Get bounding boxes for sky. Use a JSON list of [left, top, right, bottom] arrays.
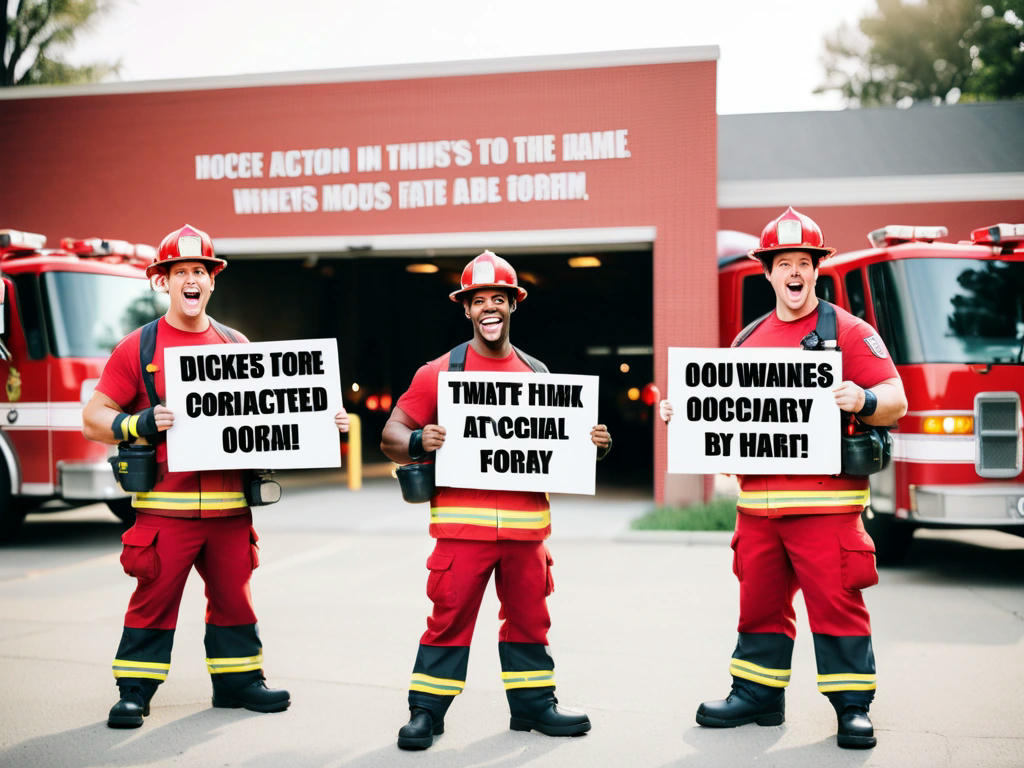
[[62, 0, 880, 115]]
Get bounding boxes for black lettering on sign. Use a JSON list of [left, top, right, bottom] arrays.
[[735, 362, 828, 389], [479, 449, 553, 473], [221, 424, 300, 453], [528, 383, 583, 407], [704, 432, 733, 456], [269, 350, 322, 377], [448, 380, 522, 405], [179, 353, 265, 381], [738, 432, 809, 458]]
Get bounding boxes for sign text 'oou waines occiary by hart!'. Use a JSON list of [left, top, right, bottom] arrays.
[[193, 130, 631, 216], [164, 339, 343, 472], [666, 347, 843, 475], [436, 372, 599, 495]]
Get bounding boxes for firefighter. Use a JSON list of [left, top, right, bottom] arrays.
[[380, 250, 612, 750], [82, 224, 350, 728], [661, 207, 907, 749]]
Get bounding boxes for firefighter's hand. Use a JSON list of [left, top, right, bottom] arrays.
[[659, 399, 674, 423], [419, 424, 446, 453], [334, 409, 350, 433], [152, 405, 174, 432], [590, 424, 611, 448], [832, 381, 865, 413]]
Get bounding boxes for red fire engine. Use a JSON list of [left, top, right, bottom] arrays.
[[719, 222, 1024, 563], [0, 229, 167, 539]]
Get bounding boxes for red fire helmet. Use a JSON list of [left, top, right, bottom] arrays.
[[146, 224, 228, 278], [449, 250, 528, 303], [748, 206, 836, 266]]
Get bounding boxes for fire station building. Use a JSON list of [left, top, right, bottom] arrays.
[[1, 47, 1021, 500]]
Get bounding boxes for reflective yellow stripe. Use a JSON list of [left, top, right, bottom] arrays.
[[730, 659, 791, 688], [409, 673, 464, 696], [207, 654, 263, 674], [134, 491, 247, 510], [817, 672, 877, 692], [497, 509, 551, 530], [738, 489, 870, 510], [430, 506, 550, 530], [127, 413, 141, 438], [119, 417, 131, 442], [501, 669, 554, 689], [112, 658, 170, 681]]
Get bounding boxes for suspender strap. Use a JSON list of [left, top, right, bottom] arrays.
[[139, 319, 161, 408], [814, 300, 839, 349], [447, 341, 549, 373], [732, 311, 773, 348]]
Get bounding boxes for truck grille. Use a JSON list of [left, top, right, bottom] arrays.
[[975, 393, 1022, 478]]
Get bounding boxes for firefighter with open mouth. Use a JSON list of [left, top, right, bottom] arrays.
[[381, 250, 612, 750], [661, 207, 907, 749], [82, 224, 350, 728]]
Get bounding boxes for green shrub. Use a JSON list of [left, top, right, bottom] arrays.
[[631, 498, 737, 531]]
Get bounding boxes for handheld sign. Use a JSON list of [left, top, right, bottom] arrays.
[[164, 338, 343, 472], [436, 371, 599, 495], [666, 347, 842, 475]]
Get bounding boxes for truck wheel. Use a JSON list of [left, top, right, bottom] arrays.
[[106, 498, 136, 526], [0, 464, 28, 542], [863, 508, 914, 565]]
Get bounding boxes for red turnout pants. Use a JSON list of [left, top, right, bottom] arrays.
[[420, 538, 553, 646], [120, 512, 259, 629]]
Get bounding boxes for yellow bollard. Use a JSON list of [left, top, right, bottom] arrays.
[[347, 413, 362, 491]]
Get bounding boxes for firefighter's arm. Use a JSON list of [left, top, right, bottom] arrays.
[[380, 406, 446, 463], [591, 423, 612, 461], [82, 391, 173, 445], [832, 376, 908, 427]]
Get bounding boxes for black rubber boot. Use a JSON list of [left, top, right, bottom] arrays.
[[507, 688, 590, 736], [837, 705, 876, 749], [397, 707, 445, 750], [211, 672, 290, 713], [107, 685, 151, 728], [696, 678, 785, 727]]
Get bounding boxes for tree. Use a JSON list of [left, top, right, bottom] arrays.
[[816, 0, 1024, 107], [2, 0, 119, 86]]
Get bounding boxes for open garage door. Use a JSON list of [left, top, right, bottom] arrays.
[[211, 247, 654, 488]]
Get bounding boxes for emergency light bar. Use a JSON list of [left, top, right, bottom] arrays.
[[970, 223, 1024, 247], [0, 229, 47, 251], [868, 225, 948, 248], [61, 237, 135, 257]]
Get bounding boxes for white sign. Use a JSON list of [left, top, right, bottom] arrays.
[[164, 338, 342, 471], [666, 347, 842, 475], [436, 372, 599, 495]]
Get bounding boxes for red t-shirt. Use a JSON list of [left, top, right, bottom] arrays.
[[396, 344, 552, 541], [97, 317, 251, 518]]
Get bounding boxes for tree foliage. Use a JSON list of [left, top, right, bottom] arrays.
[[2, 0, 119, 86], [817, 0, 1024, 106]]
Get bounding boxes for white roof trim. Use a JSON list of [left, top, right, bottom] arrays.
[[214, 227, 656, 258], [720, 173, 1024, 208], [0, 46, 719, 100]]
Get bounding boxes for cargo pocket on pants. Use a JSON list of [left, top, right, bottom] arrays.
[[425, 551, 454, 605], [120, 526, 160, 582], [840, 529, 878, 590], [249, 526, 260, 570], [730, 531, 743, 581], [544, 548, 555, 596]]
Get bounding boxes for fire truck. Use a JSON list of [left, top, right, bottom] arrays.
[[719, 222, 1024, 563], [0, 229, 167, 540]]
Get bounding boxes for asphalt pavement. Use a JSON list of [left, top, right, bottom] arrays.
[[0, 470, 1022, 768]]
